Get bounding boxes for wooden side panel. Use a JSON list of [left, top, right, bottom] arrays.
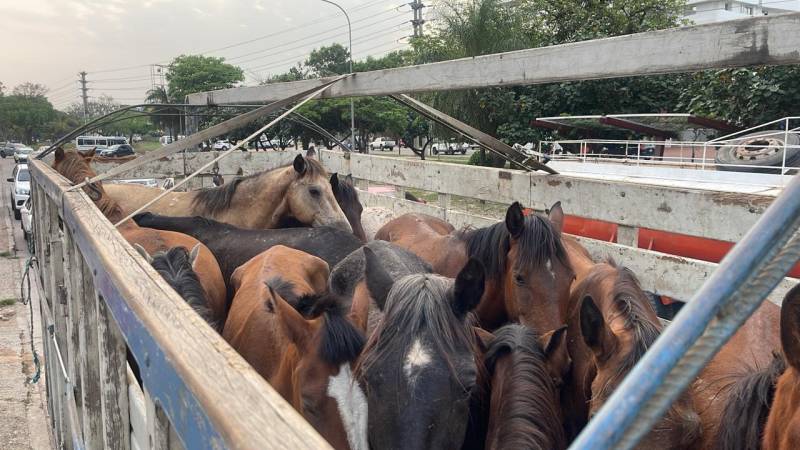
[[97, 295, 130, 450]]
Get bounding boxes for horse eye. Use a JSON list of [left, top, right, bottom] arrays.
[[309, 187, 321, 197], [514, 274, 526, 285], [302, 397, 317, 416]]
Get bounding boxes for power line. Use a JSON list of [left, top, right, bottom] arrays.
[[253, 41, 408, 78]]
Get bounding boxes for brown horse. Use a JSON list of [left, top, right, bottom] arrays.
[[331, 174, 366, 242], [222, 245, 366, 450], [484, 324, 569, 450], [375, 202, 574, 332], [692, 299, 782, 449], [103, 154, 352, 232], [764, 284, 800, 450], [566, 260, 701, 447], [52, 148, 228, 323]]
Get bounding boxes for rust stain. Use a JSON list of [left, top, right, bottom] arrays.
[[565, 181, 572, 188], [547, 179, 562, 187], [657, 202, 672, 213], [389, 167, 406, 181], [711, 192, 773, 212], [498, 171, 511, 180]]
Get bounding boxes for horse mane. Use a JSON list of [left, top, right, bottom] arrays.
[[592, 259, 662, 403], [191, 157, 326, 216], [485, 324, 565, 450], [266, 276, 365, 366], [456, 214, 570, 281], [334, 175, 359, 205], [53, 150, 123, 220], [150, 247, 220, 332], [714, 352, 786, 450], [356, 273, 481, 383]]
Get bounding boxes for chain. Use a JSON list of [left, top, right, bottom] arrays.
[[20, 232, 41, 384]]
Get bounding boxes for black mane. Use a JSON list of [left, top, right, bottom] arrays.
[[334, 176, 359, 206], [457, 214, 569, 280], [191, 157, 325, 216], [485, 324, 565, 450], [266, 277, 364, 366], [151, 247, 220, 331], [715, 352, 786, 450]]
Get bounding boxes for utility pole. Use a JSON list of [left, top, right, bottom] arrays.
[[79, 71, 89, 122], [411, 0, 426, 37]]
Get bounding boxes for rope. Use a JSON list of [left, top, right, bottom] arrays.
[[20, 233, 41, 384], [615, 229, 800, 449]]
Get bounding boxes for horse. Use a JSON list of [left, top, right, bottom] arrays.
[[566, 260, 701, 447], [329, 240, 433, 334], [356, 248, 486, 449], [692, 300, 782, 449], [133, 244, 220, 331], [103, 154, 352, 233], [763, 284, 800, 450], [52, 148, 228, 323], [222, 245, 367, 450], [331, 174, 366, 242], [375, 201, 574, 332], [132, 212, 363, 302], [484, 324, 569, 450]]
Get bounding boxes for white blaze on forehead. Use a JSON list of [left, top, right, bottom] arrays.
[[546, 258, 555, 279], [404, 338, 432, 380], [327, 364, 368, 450]]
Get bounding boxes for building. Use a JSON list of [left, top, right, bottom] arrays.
[[684, 0, 800, 25]]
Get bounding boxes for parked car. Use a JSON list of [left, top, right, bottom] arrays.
[[99, 144, 135, 158], [369, 137, 396, 151], [7, 164, 30, 220], [20, 197, 32, 241], [13, 145, 35, 163], [1, 142, 26, 159], [431, 141, 468, 155], [107, 178, 159, 188], [213, 140, 232, 150]]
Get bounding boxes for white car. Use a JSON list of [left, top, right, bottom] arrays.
[[213, 140, 232, 150], [7, 164, 30, 220], [20, 197, 32, 241], [369, 137, 396, 151], [13, 145, 34, 163]]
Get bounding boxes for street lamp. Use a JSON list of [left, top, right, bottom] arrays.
[[320, 0, 357, 153]]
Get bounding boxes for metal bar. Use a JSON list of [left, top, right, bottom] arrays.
[[599, 116, 676, 138], [113, 77, 345, 227], [687, 115, 740, 133], [570, 168, 800, 449]]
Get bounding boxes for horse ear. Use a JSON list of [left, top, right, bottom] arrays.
[[540, 325, 571, 383], [781, 284, 800, 369], [548, 201, 564, 235], [188, 244, 201, 271], [293, 154, 307, 175], [363, 246, 394, 311], [306, 147, 317, 159], [580, 295, 613, 355], [132, 243, 153, 264], [474, 326, 495, 353], [330, 173, 339, 192], [505, 202, 525, 238], [265, 282, 312, 350], [54, 147, 65, 162], [451, 258, 485, 319], [83, 148, 96, 161], [345, 174, 354, 184]]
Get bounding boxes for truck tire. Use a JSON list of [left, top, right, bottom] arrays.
[[0, 151, 5, 159], [432, 148, 439, 155], [716, 130, 800, 173]]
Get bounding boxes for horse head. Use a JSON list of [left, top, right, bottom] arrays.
[[330, 173, 366, 242], [283, 155, 352, 233]]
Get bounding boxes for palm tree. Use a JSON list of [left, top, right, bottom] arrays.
[[145, 86, 181, 140]]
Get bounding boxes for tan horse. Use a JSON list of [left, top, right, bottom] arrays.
[[52, 148, 228, 323], [223, 246, 366, 450], [104, 154, 352, 232]]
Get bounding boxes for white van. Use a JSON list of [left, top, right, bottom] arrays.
[[75, 136, 128, 151]]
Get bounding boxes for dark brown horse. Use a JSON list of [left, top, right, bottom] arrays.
[[222, 245, 366, 450], [331, 174, 366, 242], [357, 249, 487, 449], [52, 148, 229, 323], [104, 154, 352, 232], [375, 202, 574, 332], [484, 324, 569, 450], [764, 284, 800, 450], [566, 260, 701, 447]]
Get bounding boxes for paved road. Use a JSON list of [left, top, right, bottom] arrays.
[[0, 157, 53, 450]]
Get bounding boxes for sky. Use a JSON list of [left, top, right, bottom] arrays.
[[0, 0, 412, 110]]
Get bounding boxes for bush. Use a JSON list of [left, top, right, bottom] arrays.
[[468, 149, 506, 168]]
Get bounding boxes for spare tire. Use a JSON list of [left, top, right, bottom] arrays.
[[715, 130, 800, 173]]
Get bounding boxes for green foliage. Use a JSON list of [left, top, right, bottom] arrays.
[[166, 55, 244, 100], [678, 66, 800, 127], [468, 149, 506, 168], [306, 43, 351, 77], [0, 89, 57, 143]]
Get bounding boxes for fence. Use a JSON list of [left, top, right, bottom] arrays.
[[29, 159, 330, 450]]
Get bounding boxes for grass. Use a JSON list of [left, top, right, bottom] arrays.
[[0, 298, 16, 307], [0, 250, 13, 258], [135, 140, 162, 153]]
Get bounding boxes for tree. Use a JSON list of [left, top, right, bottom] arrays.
[[0, 94, 57, 143], [166, 55, 244, 101], [12, 82, 48, 98], [0, 81, 5, 96], [145, 86, 181, 140], [305, 43, 350, 77]]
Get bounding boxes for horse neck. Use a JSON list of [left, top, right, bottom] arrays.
[[487, 353, 563, 450], [764, 367, 800, 449], [215, 167, 295, 228]]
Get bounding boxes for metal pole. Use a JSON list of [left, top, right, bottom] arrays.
[[79, 71, 89, 123], [782, 117, 790, 175], [320, 0, 356, 153]]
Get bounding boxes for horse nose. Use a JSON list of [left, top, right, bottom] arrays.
[[332, 219, 353, 234]]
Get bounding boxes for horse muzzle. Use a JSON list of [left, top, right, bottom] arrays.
[[316, 218, 353, 234]]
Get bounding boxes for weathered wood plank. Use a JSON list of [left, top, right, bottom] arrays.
[[144, 388, 171, 450], [30, 159, 330, 449], [77, 250, 104, 450], [187, 14, 800, 104], [128, 366, 147, 450], [97, 295, 130, 450]]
